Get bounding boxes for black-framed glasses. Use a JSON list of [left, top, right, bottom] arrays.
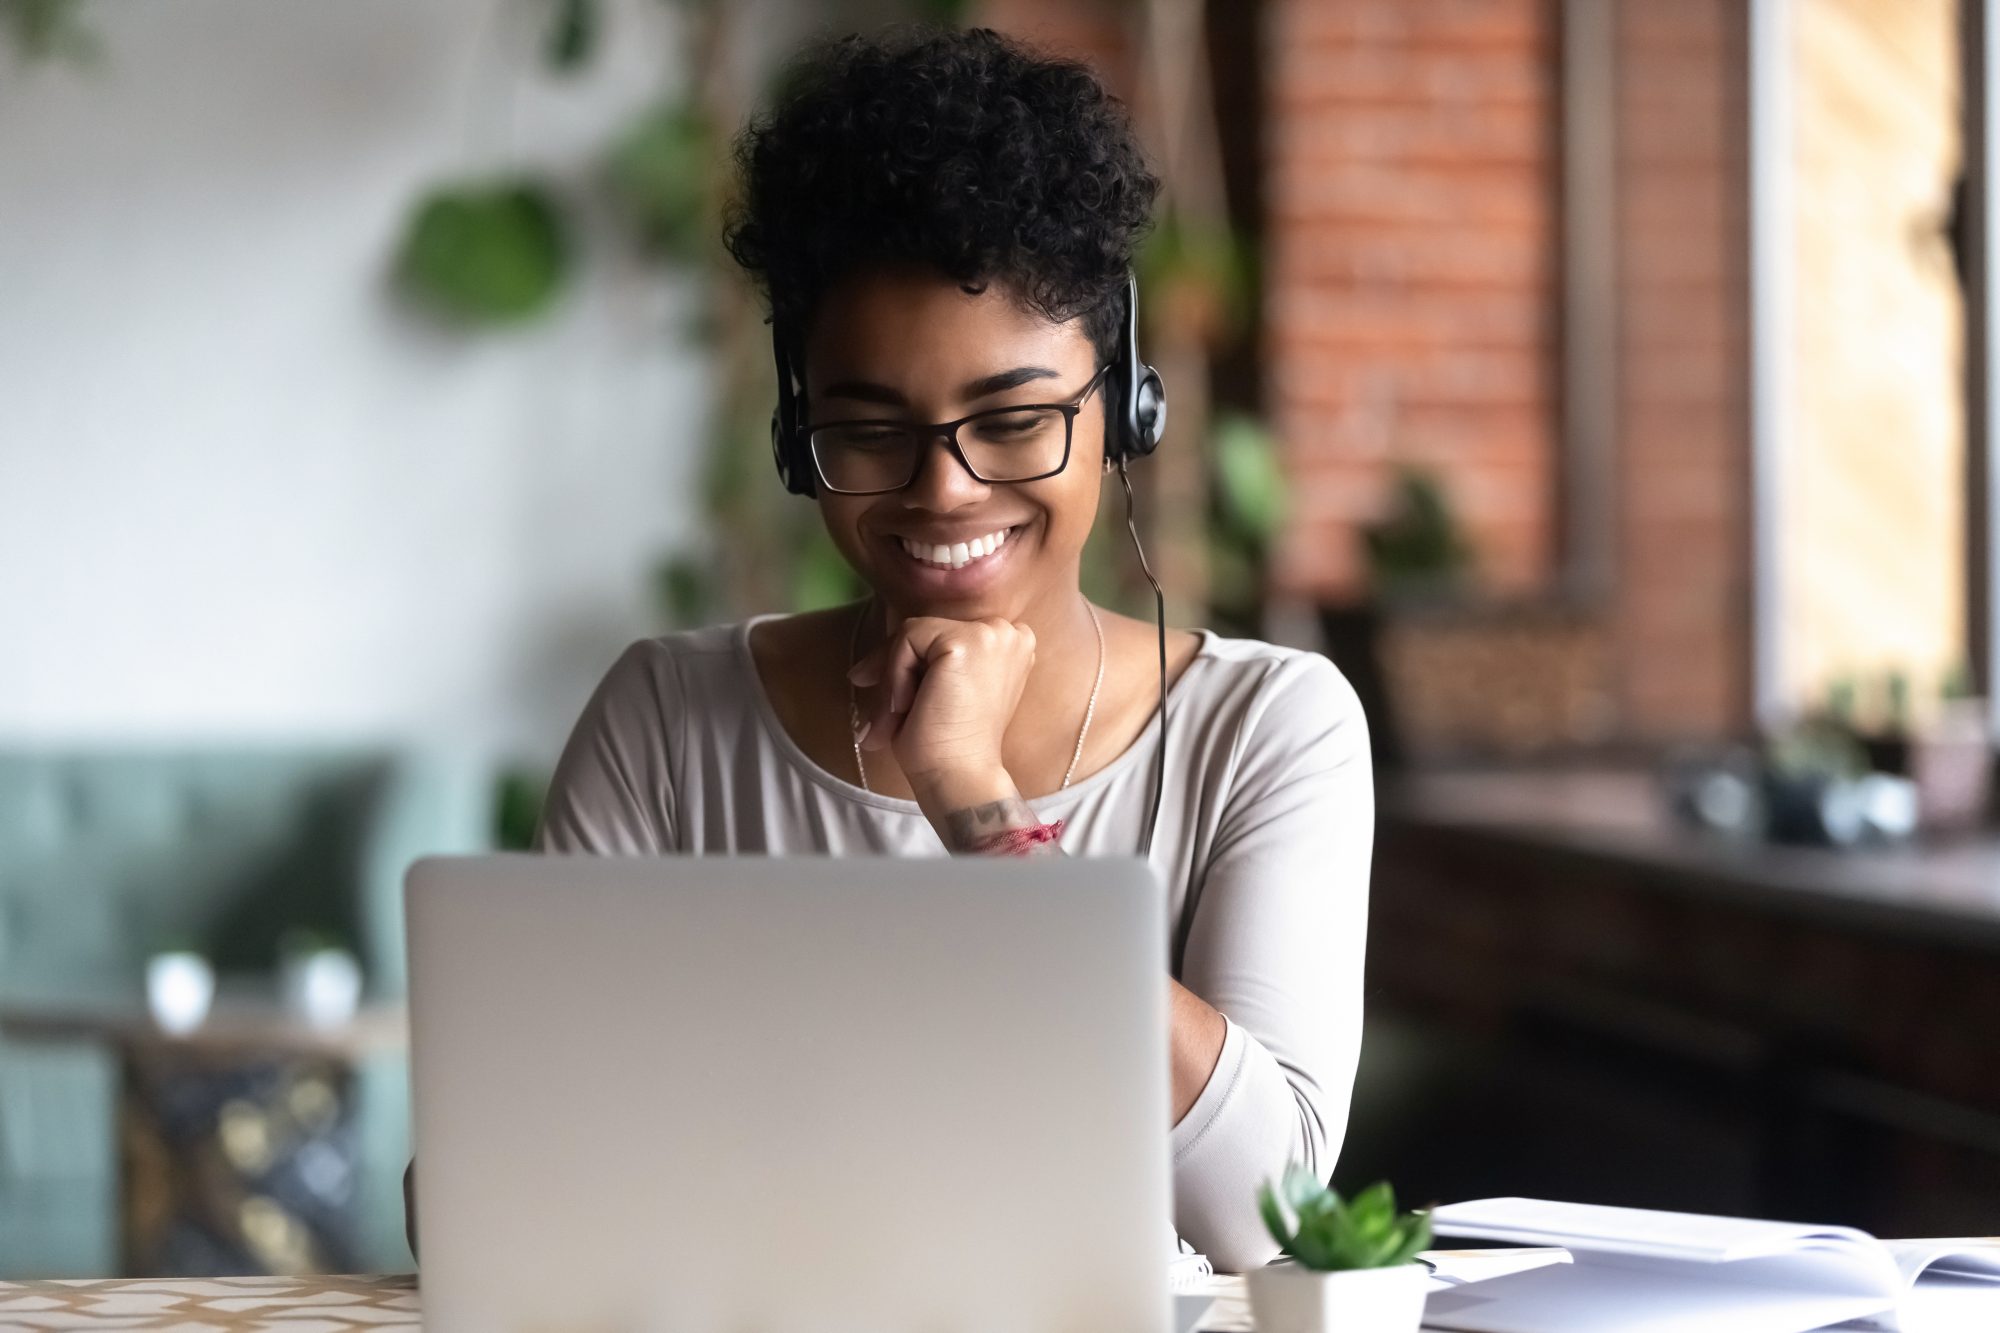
[[806, 365, 1110, 496]]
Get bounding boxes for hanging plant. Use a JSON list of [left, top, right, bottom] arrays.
[[604, 99, 713, 260], [393, 180, 571, 327], [1, 0, 100, 64]]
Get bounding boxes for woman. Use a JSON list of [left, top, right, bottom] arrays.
[[534, 27, 1371, 1272]]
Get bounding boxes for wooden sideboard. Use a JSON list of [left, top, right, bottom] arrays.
[[1345, 768, 2000, 1236]]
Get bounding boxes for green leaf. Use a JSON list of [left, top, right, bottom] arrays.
[[1290, 1227, 1339, 1271], [1134, 212, 1257, 347], [1268, 1178, 1429, 1271], [652, 550, 718, 628], [1363, 466, 1472, 597], [1, 0, 101, 64], [1385, 1213, 1433, 1267], [790, 525, 863, 612], [605, 99, 712, 260], [1351, 1182, 1394, 1232], [1282, 1167, 1330, 1216], [1257, 1181, 1294, 1253], [493, 767, 549, 852], [395, 180, 570, 327], [1211, 413, 1286, 547], [543, 0, 597, 72]]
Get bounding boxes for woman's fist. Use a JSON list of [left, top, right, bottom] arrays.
[[847, 615, 1036, 800]]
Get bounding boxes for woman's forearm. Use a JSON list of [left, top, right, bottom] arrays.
[[1169, 978, 1229, 1124]]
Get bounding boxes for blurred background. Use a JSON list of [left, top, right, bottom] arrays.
[[2, 0, 1997, 1279]]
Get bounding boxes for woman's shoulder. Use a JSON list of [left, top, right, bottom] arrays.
[[1183, 629, 1361, 714], [1171, 629, 1370, 773], [585, 617, 773, 715]]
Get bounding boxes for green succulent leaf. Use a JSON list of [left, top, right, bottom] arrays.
[[1385, 1213, 1434, 1267], [1289, 1227, 1339, 1271], [1282, 1166, 1329, 1216], [1258, 1176, 1429, 1272], [1257, 1181, 1295, 1254]]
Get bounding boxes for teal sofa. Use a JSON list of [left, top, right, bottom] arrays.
[[0, 750, 490, 1276]]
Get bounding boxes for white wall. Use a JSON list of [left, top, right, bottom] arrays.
[[0, 0, 719, 758]]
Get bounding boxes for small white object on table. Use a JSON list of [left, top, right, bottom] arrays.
[[1194, 1249, 1572, 1332]]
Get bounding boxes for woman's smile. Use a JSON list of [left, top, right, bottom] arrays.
[[880, 521, 1029, 594]]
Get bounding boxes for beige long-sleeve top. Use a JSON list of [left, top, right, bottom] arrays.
[[535, 616, 1373, 1272]]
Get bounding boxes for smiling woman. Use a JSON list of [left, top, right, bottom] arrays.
[[524, 26, 1375, 1272]]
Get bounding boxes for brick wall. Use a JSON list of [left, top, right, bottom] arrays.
[[975, 0, 1130, 88], [1264, 0, 1560, 600], [980, 0, 1754, 741]]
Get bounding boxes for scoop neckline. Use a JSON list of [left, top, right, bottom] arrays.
[[734, 612, 1217, 816]]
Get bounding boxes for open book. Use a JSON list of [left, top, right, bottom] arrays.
[[1421, 1197, 2000, 1333]]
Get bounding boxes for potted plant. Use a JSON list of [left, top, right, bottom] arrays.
[[1854, 667, 1991, 834], [1249, 1171, 1432, 1333]]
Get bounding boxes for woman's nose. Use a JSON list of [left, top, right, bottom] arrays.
[[903, 431, 990, 510]]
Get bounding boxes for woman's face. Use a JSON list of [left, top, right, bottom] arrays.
[[803, 265, 1106, 624]]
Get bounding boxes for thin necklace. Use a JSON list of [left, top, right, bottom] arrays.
[[846, 599, 1107, 795]]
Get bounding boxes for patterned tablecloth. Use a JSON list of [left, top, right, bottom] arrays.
[[0, 1274, 417, 1331]]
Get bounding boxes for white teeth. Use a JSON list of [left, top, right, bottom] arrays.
[[899, 527, 1014, 569]]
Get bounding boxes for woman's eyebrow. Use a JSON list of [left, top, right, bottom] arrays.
[[817, 366, 1062, 407]]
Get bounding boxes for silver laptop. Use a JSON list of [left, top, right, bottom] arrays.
[[406, 853, 1174, 1333]]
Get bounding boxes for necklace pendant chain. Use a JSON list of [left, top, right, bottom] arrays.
[[847, 600, 1106, 797]]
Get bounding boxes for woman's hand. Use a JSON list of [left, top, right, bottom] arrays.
[[848, 615, 1035, 817]]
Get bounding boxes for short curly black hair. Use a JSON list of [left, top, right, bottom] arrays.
[[723, 26, 1159, 368]]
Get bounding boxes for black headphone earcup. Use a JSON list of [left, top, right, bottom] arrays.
[[770, 411, 814, 497], [1130, 366, 1166, 456], [770, 332, 817, 497]]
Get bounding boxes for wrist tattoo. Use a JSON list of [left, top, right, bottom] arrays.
[[945, 797, 1065, 855]]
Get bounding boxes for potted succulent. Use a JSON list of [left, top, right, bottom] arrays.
[[1249, 1171, 1432, 1333]]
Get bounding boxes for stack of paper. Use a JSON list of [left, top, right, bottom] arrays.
[[1420, 1198, 2000, 1333]]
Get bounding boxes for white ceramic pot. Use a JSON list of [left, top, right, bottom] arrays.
[[145, 951, 215, 1036], [280, 948, 362, 1029], [1245, 1260, 1429, 1333]]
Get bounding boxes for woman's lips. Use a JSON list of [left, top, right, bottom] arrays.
[[895, 524, 1018, 571], [881, 523, 1025, 589]]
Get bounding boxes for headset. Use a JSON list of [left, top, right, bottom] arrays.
[[769, 275, 1173, 861]]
